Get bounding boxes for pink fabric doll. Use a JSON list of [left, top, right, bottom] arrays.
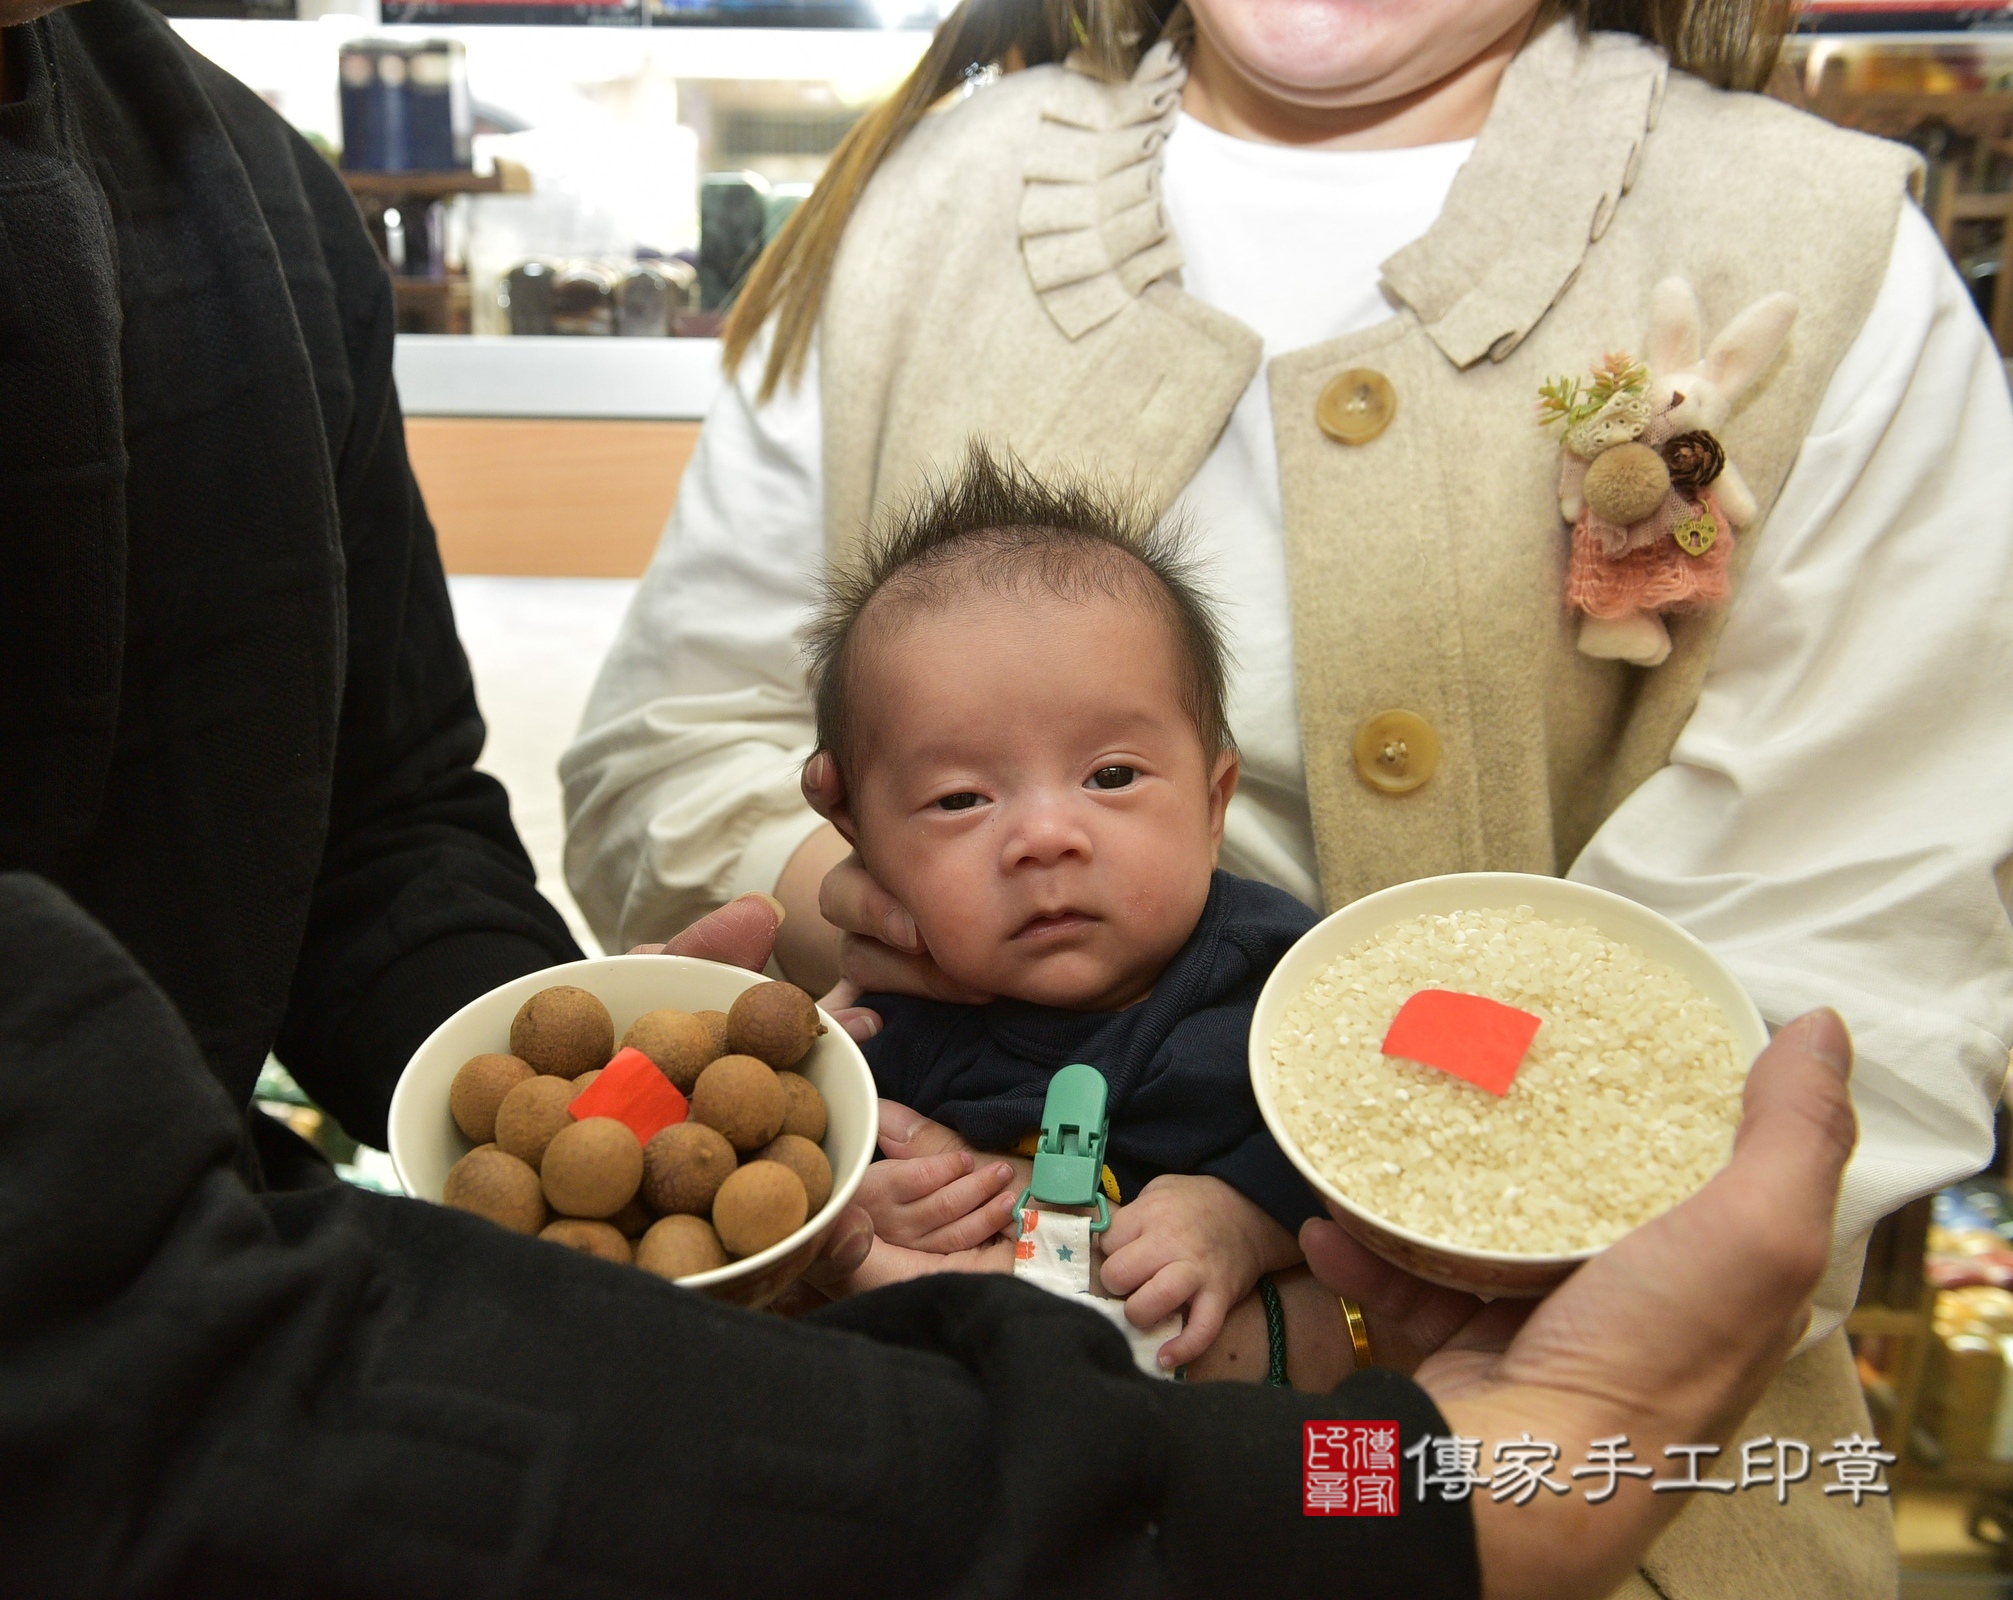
[[1546, 279, 1800, 667]]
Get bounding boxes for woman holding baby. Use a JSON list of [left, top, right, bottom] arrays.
[[566, 1, 2013, 1593]]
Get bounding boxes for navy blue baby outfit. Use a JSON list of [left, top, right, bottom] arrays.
[[863, 871, 1324, 1233]]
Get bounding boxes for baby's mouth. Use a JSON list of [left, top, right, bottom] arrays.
[[1013, 909, 1097, 942]]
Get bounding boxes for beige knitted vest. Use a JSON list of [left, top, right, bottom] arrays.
[[820, 22, 1916, 1597]]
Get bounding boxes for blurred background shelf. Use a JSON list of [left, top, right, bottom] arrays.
[[392, 274, 474, 333], [342, 167, 507, 196]]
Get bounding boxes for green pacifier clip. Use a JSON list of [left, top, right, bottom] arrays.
[[1012, 1062, 1113, 1234]]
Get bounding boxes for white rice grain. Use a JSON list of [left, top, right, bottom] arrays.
[[1267, 906, 1743, 1255]]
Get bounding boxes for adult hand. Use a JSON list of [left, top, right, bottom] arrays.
[[626, 890, 881, 1045], [801, 753, 991, 1007], [1304, 1010, 1857, 1600]]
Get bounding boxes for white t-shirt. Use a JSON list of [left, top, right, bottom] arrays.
[[562, 112, 2013, 1347]]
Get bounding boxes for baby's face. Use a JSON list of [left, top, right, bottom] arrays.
[[841, 586, 1237, 1011]]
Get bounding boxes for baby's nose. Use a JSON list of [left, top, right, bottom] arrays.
[[1002, 794, 1092, 867]]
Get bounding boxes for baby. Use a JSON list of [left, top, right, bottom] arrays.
[[803, 449, 1323, 1373]]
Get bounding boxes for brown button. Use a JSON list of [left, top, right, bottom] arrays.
[[1353, 710, 1439, 794], [1316, 368, 1397, 446]]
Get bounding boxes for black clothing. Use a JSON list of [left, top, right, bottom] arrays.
[[0, 0, 579, 1150], [865, 872, 1325, 1233], [0, 8, 1478, 1593], [2, 875, 1480, 1596]]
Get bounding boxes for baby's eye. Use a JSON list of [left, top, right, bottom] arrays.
[[936, 792, 982, 812], [1090, 766, 1137, 791]]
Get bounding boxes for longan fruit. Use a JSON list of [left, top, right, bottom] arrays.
[[620, 1008, 717, 1093], [758, 1133, 832, 1216], [510, 985, 614, 1079], [775, 1072, 828, 1144], [637, 1214, 729, 1281], [493, 1075, 579, 1169], [607, 1194, 654, 1239], [540, 1218, 633, 1265], [449, 1053, 534, 1145], [642, 1121, 738, 1216], [712, 1160, 808, 1258], [572, 1069, 602, 1094], [444, 1146, 547, 1235], [540, 1117, 643, 1219], [690, 1054, 786, 1152], [726, 982, 824, 1070], [694, 1010, 732, 1059]]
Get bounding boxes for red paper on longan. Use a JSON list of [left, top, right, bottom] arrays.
[[570, 1047, 689, 1144], [1381, 990, 1541, 1097]]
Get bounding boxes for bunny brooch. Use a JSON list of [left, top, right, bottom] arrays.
[[1539, 279, 1798, 667]]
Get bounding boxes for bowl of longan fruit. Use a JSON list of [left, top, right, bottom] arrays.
[[388, 956, 876, 1309]]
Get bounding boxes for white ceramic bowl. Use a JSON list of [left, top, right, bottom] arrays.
[[1249, 872, 1768, 1298], [389, 955, 876, 1308]]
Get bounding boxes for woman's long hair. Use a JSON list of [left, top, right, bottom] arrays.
[[723, 0, 1797, 401]]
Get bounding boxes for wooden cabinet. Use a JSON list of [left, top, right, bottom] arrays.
[[406, 417, 699, 578]]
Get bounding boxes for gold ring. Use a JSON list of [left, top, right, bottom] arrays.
[[1340, 1296, 1374, 1369]]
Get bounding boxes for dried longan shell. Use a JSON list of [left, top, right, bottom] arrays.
[[642, 1121, 738, 1216], [493, 1075, 579, 1169], [690, 1055, 787, 1152], [636, 1214, 729, 1281], [775, 1072, 827, 1144], [607, 1194, 654, 1239], [725, 982, 824, 1070], [444, 1146, 547, 1235], [510, 985, 614, 1079], [540, 1218, 633, 1265], [694, 1010, 731, 1060], [712, 1160, 808, 1258], [450, 1053, 534, 1145], [758, 1133, 832, 1216], [541, 1117, 644, 1219], [572, 1069, 602, 1094], [620, 1008, 717, 1093]]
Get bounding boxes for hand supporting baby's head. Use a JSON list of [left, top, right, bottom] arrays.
[[805, 446, 1239, 1012]]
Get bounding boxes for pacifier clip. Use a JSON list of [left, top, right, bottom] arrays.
[[1010, 1064, 1181, 1378]]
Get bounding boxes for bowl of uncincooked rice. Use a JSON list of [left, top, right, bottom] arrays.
[[1251, 873, 1768, 1297]]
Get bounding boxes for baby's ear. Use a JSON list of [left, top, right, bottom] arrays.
[[1206, 749, 1241, 853], [802, 750, 855, 838]]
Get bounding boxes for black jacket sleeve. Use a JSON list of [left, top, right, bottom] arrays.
[[0, 874, 1478, 1600], [240, 106, 580, 1145]]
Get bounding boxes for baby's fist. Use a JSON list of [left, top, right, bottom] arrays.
[[856, 1148, 1020, 1254]]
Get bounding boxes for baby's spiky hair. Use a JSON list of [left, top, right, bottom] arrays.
[[805, 443, 1233, 781]]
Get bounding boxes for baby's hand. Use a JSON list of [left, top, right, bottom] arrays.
[[1099, 1175, 1301, 1370], [855, 1148, 1021, 1253]]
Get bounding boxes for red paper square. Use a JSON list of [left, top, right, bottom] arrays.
[[1381, 989, 1541, 1097], [570, 1046, 688, 1143]]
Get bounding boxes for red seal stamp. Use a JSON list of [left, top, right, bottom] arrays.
[[1305, 1421, 1401, 1516]]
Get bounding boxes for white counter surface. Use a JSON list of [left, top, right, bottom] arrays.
[[393, 334, 724, 421]]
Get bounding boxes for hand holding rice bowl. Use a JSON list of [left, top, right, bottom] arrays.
[[1250, 874, 1768, 1297]]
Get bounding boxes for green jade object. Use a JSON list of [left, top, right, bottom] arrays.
[[1013, 1062, 1112, 1234]]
